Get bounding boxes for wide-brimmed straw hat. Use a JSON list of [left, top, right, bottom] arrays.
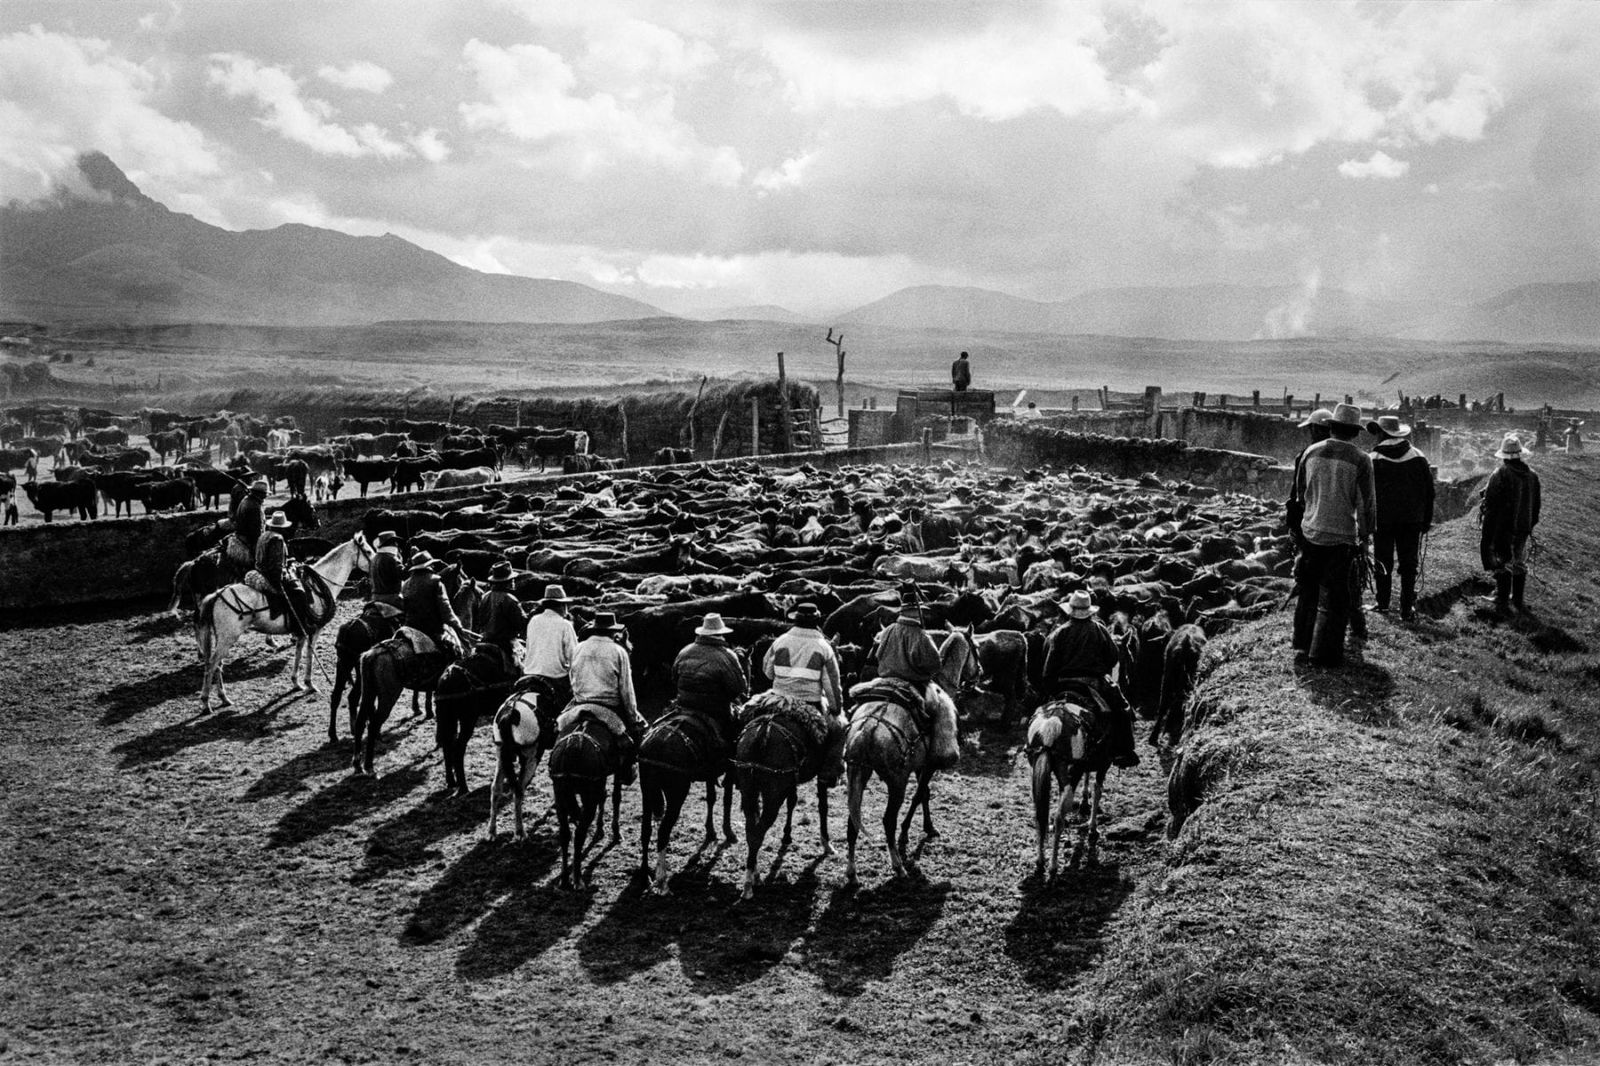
[[1065, 589, 1097, 618], [788, 602, 823, 627], [695, 613, 734, 637], [541, 583, 569, 605], [264, 511, 292, 531], [1330, 403, 1364, 427], [1298, 408, 1334, 429], [1367, 415, 1412, 439], [486, 561, 516, 587], [1494, 434, 1525, 460]]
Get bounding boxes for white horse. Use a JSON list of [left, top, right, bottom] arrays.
[[194, 536, 375, 713]]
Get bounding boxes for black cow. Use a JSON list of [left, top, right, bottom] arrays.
[[342, 459, 395, 497], [137, 477, 197, 513], [340, 417, 388, 435], [149, 429, 187, 463], [654, 447, 692, 465], [283, 458, 310, 498], [22, 479, 97, 521], [438, 445, 500, 471], [391, 455, 441, 492], [188, 467, 244, 509]]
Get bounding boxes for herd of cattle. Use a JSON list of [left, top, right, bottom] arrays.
[[0, 404, 594, 522], [333, 457, 1281, 746]]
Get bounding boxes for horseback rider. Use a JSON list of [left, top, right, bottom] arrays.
[[367, 530, 404, 609], [568, 611, 647, 780], [227, 479, 268, 579], [763, 602, 846, 781], [1039, 590, 1139, 768], [246, 511, 311, 634], [401, 551, 469, 660], [871, 582, 941, 687], [474, 561, 527, 675], [671, 613, 750, 741], [522, 583, 578, 711]]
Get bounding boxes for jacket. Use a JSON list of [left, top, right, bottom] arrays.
[[874, 619, 941, 685], [1294, 438, 1376, 546], [1482, 460, 1541, 549], [1371, 440, 1435, 531], [1040, 618, 1117, 693], [368, 550, 404, 607], [476, 589, 525, 649], [673, 637, 749, 714], [764, 627, 843, 711], [253, 530, 289, 594], [569, 636, 641, 726], [401, 572, 462, 639], [522, 609, 578, 678], [233, 495, 264, 547], [951, 358, 972, 388]]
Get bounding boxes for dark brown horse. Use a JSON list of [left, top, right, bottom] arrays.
[[434, 646, 522, 796], [327, 605, 401, 743], [733, 696, 833, 901], [638, 706, 737, 894], [548, 716, 627, 889]]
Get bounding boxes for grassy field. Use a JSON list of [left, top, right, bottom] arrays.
[[13, 319, 1600, 413]]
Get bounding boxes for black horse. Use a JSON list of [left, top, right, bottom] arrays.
[[433, 645, 523, 796]]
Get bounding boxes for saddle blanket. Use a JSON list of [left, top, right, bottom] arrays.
[[848, 677, 928, 728], [738, 691, 830, 748], [397, 626, 438, 657], [558, 701, 626, 738]]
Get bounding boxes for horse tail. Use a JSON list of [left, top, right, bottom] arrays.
[[169, 561, 193, 617], [196, 589, 220, 663], [1030, 742, 1055, 837], [355, 648, 378, 733], [496, 706, 522, 801]]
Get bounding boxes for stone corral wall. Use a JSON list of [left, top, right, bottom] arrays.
[[985, 421, 1282, 492], [0, 441, 923, 611], [1152, 407, 1445, 465]]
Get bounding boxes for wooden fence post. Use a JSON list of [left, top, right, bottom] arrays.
[[687, 374, 708, 454], [711, 406, 729, 460], [619, 402, 630, 462], [921, 427, 932, 466], [750, 397, 760, 456]]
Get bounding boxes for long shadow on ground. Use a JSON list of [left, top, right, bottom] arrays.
[[100, 658, 284, 726], [957, 723, 1028, 778], [1294, 657, 1398, 727], [112, 686, 301, 767], [351, 785, 489, 885], [800, 877, 953, 997], [576, 847, 823, 993], [267, 760, 427, 849], [243, 720, 417, 804], [1003, 862, 1135, 990], [401, 834, 559, 947], [456, 878, 595, 981]]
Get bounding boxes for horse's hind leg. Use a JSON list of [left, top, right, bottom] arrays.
[[609, 773, 622, 844], [899, 769, 935, 847], [1050, 776, 1076, 880], [722, 774, 736, 844], [816, 782, 834, 858], [883, 776, 909, 879], [702, 778, 717, 845], [1085, 771, 1104, 866], [845, 766, 867, 885], [328, 659, 348, 743]]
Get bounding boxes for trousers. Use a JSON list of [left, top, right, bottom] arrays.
[[1293, 541, 1356, 664]]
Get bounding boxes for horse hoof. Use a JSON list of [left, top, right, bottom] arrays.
[[723, 833, 738, 845], [924, 828, 940, 840], [821, 843, 837, 859]]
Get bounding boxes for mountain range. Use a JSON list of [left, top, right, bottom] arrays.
[[2, 154, 1594, 342]]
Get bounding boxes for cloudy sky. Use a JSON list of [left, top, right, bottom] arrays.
[[2, 0, 1597, 315]]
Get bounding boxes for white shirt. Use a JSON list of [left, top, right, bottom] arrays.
[[522, 609, 578, 677]]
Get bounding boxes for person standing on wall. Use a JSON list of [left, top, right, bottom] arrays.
[[951, 351, 972, 392], [1367, 414, 1435, 622]]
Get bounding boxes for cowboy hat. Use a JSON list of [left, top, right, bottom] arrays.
[[1297, 408, 1334, 429], [1330, 402, 1363, 427], [1366, 415, 1412, 439], [1494, 434, 1525, 459], [486, 561, 516, 587], [248, 479, 269, 495], [1065, 589, 1097, 618], [264, 511, 292, 531], [788, 602, 823, 627], [374, 530, 400, 549], [586, 610, 625, 635], [540, 583, 570, 605], [695, 613, 734, 637], [407, 551, 438, 573]]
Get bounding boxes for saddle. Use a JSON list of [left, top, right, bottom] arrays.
[[558, 701, 628, 740], [384, 627, 456, 689], [848, 677, 930, 730], [224, 534, 252, 575], [1028, 694, 1106, 761], [643, 704, 734, 773], [453, 643, 520, 691], [738, 691, 830, 748]]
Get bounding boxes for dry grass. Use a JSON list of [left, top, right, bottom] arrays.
[[1070, 452, 1600, 1064]]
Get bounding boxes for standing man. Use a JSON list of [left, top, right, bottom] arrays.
[[1287, 408, 1331, 653], [1367, 414, 1435, 622], [1039, 590, 1139, 768], [569, 611, 646, 777], [1291, 402, 1376, 667], [367, 530, 404, 609], [1480, 434, 1542, 613], [951, 351, 972, 392], [764, 602, 846, 780], [523, 583, 578, 710], [672, 614, 750, 739]]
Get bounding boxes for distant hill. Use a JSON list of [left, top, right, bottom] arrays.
[[686, 304, 815, 324], [1397, 282, 1600, 343], [840, 282, 1598, 343], [0, 153, 668, 327]]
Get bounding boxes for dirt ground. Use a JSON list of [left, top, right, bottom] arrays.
[[0, 595, 1173, 1065]]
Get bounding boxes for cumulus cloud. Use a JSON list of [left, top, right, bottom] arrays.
[[209, 52, 408, 158], [752, 152, 812, 194], [409, 128, 450, 163], [317, 60, 394, 94], [1339, 150, 1409, 180], [458, 37, 742, 184], [0, 26, 217, 202]]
